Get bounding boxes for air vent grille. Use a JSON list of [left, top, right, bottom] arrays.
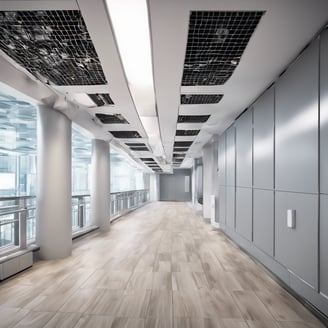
[[176, 130, 200, 136], [178, 115, 210, 123], [110, 131, 141, 138], [181, 94, 223, 105], [96, 114, 128, 124], [0, 10, 107, 86], [89, 94, 114, 106], [182, 11, 264, 86]]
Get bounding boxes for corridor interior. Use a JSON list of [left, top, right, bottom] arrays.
[[0, 202, 324, 328]]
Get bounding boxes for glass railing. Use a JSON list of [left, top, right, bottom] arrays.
[[0, 196, 36, 254], [110, 189, 149, 220], [0, 190, 149, 255]]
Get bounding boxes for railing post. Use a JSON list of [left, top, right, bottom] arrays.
[[14, 198, 20, 246], [19, 198, 27, 250], [78, 196, 84, 228]]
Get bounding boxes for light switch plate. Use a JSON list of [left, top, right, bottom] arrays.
[[287, 209, 296, 229]]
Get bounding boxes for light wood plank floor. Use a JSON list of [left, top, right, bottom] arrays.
[[0, 202, 325, 328]]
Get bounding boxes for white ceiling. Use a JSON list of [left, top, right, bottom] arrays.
[[0, 0, 328, 172]]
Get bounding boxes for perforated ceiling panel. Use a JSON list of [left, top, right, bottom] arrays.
[[178, 115, 210, 123], [181, 11, 264, 86], [181, 94, 223, 105], [89, 94, 114, 106], [96, 113, 128, 124], [176, 130, 200, 136], [0, 10, 107, 86], [110, 131, 141, 138]]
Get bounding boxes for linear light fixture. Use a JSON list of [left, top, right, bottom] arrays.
[[105, 0, 165, 160]]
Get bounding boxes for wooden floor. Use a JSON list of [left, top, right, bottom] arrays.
[[0, 202, 325, 328]]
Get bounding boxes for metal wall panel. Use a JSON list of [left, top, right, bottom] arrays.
[[253, 87, 274, 190], [236, 109, 253, 188], [275, 39, 319, 194], [218, 133, 226, 186], [226, 126, 236, 187], [253, 189, 274, 256], [219, 185, 226, 225], [320, 194, 328, 297], [275, 191, 318, 288], [320, 30, 328, 194], [236, 187, 252, 241], [226, 186, 235, 229]]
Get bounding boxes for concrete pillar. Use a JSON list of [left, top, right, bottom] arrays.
[[37, 106, 72, 260], [149, 173, 159, 201], [91, 139, 110, 232]]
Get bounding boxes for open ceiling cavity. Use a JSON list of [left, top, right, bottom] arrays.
[[173, 153, 185, 158], [96, 113, 128, 124], [178, 115, 210, 123], [140, 158, 155, 162], [181, 11, 264, 86], [126, 143, 146, 147], [130, 146, 149, 151], [0, 10, 107, 86], [89, 93, 114, 106], [174, 147, 189, 152], [176, 129, 200, 136], [181, 94, 223, 105], [174, 141, 193, 147], [110, 131, 141, 138]]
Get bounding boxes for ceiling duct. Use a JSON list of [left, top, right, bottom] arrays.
[[181, 94, 223, 105], [181, 11, 264, 86], [96, 113, 128, 124], [0, 10, 107, 86]]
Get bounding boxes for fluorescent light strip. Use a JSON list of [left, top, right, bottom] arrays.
[[106, 0, 166, 161]]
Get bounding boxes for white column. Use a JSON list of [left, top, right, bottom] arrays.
[[202, 143, 214, 219], [149, 173, 159, 201], [37, 106, 72, 260], [91, 139, 110, 232]]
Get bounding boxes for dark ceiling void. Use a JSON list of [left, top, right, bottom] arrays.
[[126, 143, 146, 147], [181, 94, 223, 105], [110, 131, 141, 138], [181, 11, 264, 86], [178, 115, 210, 123], [174, 141, 193, 147], [0, 10, 107, 86], [174, 147, 189, 152], [173, 153, 185, 158], [140, 158, 155, 162], [89, 94, 114, 106], [130, 147, 149, 151], [176, 129, 200, 136], [96, 113, 128, 124]]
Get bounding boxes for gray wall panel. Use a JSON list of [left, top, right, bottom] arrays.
[[320, 30, 328, 194], [236, 110, 253, 188], [226, 186, 235, 229], [275, 39, 319, 194], [160, 169, 191, 201], [320, 194, 328, 297], [219, 185, 226, 225], [226, 126, 235, 187], [236, 187, 252, 241], [218, 133, 226, 186], [275, 191, 318, 288], [253, 87, 274, 190], [253, 189, 274, 256]]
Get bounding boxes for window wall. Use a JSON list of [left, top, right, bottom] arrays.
[[0, 90, 37, 248], [71, 127, 92, 230], [110, 147, 148, 192]]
